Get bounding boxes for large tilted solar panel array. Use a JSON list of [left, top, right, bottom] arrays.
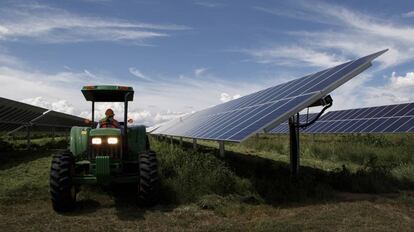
[[0, 97, 46, 133], [270, 103, 414, 134], [0, 97, 88, 135], [152, 49, 387, 142]]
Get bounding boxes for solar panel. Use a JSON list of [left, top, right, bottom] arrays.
[[0, 97, 47, 133], [153, 49, 387, 142], [0, 97, 88, 135], [33, 110, 87, 128], [269, 102, 414, 134]]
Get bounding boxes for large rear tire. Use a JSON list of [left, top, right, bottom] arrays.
[[137, 150, 159, 206], [50, 150, 76, 212]]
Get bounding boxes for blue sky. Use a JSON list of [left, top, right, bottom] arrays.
[[1, 0, 414, 126]]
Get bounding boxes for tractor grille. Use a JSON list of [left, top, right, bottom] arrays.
[[89, 139, 122, 160]]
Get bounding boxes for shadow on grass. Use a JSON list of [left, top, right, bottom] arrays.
[[73, 199, 102, 214], [109, 184, 147, 221], [70, 184, 175, 221], [167, 137, 414, 207]]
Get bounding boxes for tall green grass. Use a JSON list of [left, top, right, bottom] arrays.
[[0, 137, 68, 151], [153, 133, 414, 204], [151, 140, 255, 204], [237, 134, 414, 183]]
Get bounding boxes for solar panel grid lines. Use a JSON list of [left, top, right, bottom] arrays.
[[220, 94, 313, 140], [397, 117, 414, 132], [199, 94, 312, 140], [372, 115, 412, 132], [326, 108, 368, 132], [196, 94, 311, 139], [349, 106, 391, 133], [367, 104, 410, 132], [0, 97, 88, 134], [269, 102, 414, 134], [153, 49, 387, 141]]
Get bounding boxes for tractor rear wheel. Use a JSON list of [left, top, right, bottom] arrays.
[[137, 150, 159, 206], [50, 150, 76, 212]]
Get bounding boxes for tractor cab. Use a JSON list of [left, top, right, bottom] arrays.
[[82, 85, 134, 158], [50, 85, 158, 212]]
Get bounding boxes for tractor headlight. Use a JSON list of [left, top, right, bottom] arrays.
[[92, 137, 102, 145], [107, 137, 118, 145]]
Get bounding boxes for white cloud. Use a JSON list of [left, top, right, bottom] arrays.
[[389, 71, 414, 89], [79, 102, 189, 127], [254, 2, 414, 69], [403, 11, 414, 18], [129, 67, 151, 81], [220, 92, 241, 103], [22, 96, 75, 114], [194, 1, 223, 8], [0, 52, 23, 67], [0, 3, 189, 43], [328, 71, 414, 112], [246, 46, 346, 68], [83, 69, 96, 78], [194, 67, 207, 77]]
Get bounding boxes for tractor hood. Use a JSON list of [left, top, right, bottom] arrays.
[[90, 128, 121, 137]]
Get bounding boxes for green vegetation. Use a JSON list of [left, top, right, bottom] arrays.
[[0, 134, 413, 231], [0, 136, 68, 151]]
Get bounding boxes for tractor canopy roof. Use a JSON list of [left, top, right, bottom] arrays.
[[82, 85, 134, 102]]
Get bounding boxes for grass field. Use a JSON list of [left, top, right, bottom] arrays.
[[0, 134, 413, 231]]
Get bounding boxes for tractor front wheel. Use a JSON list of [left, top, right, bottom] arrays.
[[50, 150, 76, 212], [137, 150, 159, 206]]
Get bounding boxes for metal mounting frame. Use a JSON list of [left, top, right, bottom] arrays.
[[289, 96, 333, 176]]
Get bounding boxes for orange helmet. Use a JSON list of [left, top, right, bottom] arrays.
[[105, 108, 114, 117]]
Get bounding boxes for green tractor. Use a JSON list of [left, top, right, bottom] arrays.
[[50, 85, 158, 212]]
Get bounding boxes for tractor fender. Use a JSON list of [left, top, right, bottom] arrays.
[[127, 125, 147, 160], [70, 126, 91, 157]]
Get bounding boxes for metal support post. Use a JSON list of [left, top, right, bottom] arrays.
[[51, 127, 55, 142], [289, 114, 300, 176], [219, 141, 225, 158], [91, 101, 95, 126], [193, 138, 197, 151], [123, 93, 131, 159], [26, 126, 31, 150]]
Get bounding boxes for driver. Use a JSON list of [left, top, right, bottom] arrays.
[[99, 108, 120, 128]]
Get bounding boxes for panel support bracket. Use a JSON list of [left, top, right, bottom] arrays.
[[219, 141, 225, 158], [288, 96, 333, 177], [193, 138, 197, 151], [289, 114, 300, 176]]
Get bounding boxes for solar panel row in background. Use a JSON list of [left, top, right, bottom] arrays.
[[0, 97, 88, 135], [270, 102, 414, 134], [152, 49, 387, 142]]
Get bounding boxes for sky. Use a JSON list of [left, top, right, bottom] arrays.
[[1, 0, 414, 126]]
